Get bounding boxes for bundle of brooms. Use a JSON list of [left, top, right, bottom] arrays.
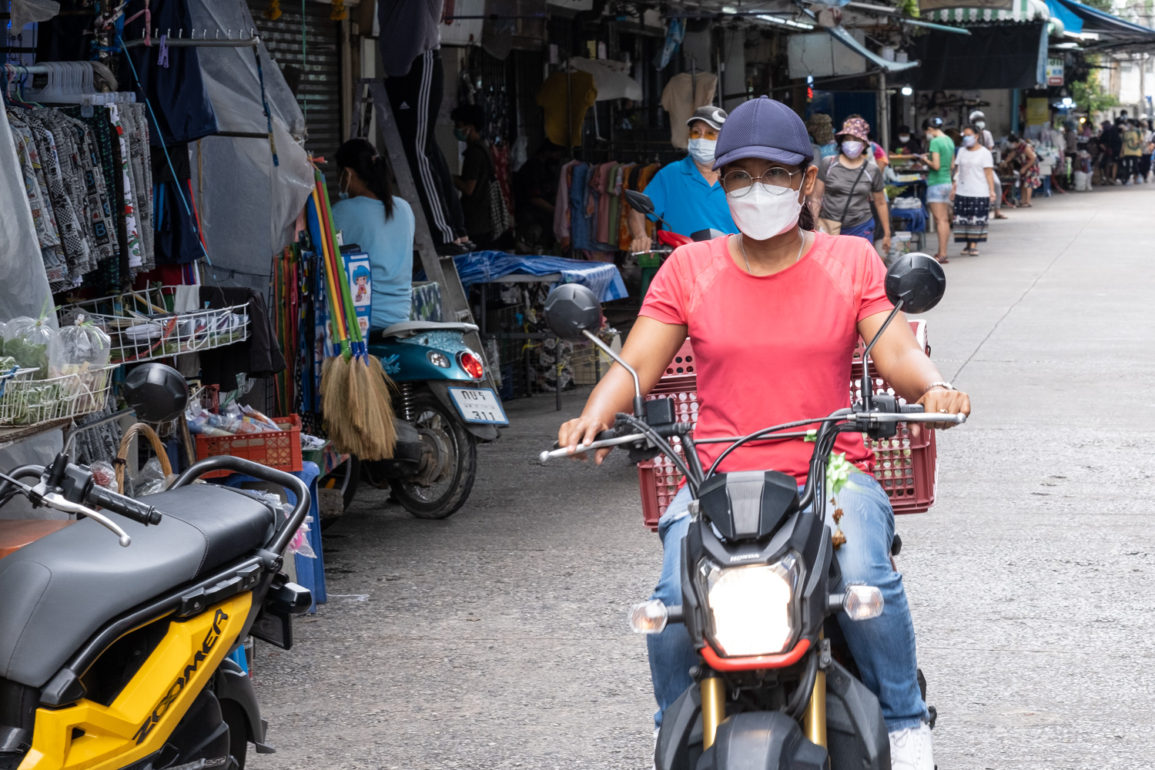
[[307, 167, 396, 460]]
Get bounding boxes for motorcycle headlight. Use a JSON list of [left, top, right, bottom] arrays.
[[700, 555, 799, 657]]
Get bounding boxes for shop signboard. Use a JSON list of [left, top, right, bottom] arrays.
[[1026, 96, 1050, 126], [788, 31, 868, 79], [1046, 58, 1064, 86]]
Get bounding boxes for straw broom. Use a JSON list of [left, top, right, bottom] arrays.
[[311, 168, 397, 460]]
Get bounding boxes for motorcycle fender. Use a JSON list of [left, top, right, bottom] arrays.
[[423, 382, 500, 441], [18, 593, 252, 770], [703, 712, 827, 770], [825, 659, 890, 770], [655, 685, 703, 770], [214, 658, 268, 748]]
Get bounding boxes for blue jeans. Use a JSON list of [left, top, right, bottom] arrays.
[[841, 217, 875, 243], [647, 473, 929, 732]]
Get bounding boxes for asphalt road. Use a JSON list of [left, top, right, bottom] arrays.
[[248, 184, 1155, 770]]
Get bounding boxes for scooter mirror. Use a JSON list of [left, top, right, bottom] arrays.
[[624, 189, 655, 216], [543, 284, 602, 341], [123, 363, 189, 423], [884, 253, 946, 314]]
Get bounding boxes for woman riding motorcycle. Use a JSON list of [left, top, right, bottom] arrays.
[[557, 96, 971, 770]]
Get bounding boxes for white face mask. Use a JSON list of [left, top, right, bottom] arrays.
[[963, 135, 977, 148], [727, 184, 802, 242], [688, 138, 717, 166], [975, 121, 986, 130], [898, 134, 911, 143], [841, 140, 865, 159]]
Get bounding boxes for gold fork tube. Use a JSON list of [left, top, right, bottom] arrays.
[[700, 676, 726, 750], [803, 667, 828, 748]]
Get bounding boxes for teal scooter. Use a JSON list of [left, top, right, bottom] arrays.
[[339, 320, 506, 520]]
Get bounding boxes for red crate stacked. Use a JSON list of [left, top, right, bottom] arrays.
[[195, 414, 304, 479], [637, 324, 937, 531]]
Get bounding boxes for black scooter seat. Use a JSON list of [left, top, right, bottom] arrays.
[[0, 484, 275, 689]]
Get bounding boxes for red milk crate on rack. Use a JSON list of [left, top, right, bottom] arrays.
[[195, 414, 304, 479], [637, 324, 936, 531]]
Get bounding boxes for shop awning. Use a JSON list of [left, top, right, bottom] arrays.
[[1047, 0, 1155, 50], [912, 21, 1049, 89]]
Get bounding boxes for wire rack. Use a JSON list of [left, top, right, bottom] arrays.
[[0, 364, 117, 427], [60, 287, 250, 364]]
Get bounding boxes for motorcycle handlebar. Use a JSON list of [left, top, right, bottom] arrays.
[[538, 408, 966, 463], [539, 430, 645, 463], [87, 484, 163, 526]]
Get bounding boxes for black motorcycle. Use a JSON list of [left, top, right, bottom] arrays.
[[540, 253, 963, 769]]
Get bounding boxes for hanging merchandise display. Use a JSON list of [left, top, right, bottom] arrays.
[[536, 70, 598, 147], [306, 168, 397, 461], [660, 71, 718, 149]]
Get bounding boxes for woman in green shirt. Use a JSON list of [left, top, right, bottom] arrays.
[[919, 117, 955, 264]]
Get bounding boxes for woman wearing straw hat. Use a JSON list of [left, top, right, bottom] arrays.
[[558, 96, 970, 770]]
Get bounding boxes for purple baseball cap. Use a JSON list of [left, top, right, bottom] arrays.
[[713, 96, 814, 170]]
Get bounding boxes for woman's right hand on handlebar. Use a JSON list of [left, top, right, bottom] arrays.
[[630, 234, 653, 254], [557, 414, 614, 464]]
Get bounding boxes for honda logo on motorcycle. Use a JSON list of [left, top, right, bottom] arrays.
[[133, 608, 229, 744]]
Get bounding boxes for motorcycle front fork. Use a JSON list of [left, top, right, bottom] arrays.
[[699, 636, 829, 751]]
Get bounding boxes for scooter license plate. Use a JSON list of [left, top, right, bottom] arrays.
[[447, 387, 509, 425]]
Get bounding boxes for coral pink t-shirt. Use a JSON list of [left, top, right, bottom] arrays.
[[640, 232, 892, 483]]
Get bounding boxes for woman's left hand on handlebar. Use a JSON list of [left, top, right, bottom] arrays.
[[917, 386, 971, 430]]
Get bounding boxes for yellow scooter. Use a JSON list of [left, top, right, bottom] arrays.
[[0, 365, 312, 770]]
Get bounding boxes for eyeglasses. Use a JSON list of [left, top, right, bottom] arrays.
[[721, 168, 802, 197]]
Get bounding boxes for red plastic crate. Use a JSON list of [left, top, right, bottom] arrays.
[[195, 413, 303, 479], [638, 325, 936, 531]]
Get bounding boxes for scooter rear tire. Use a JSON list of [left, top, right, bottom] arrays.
[[389, 394, 478, 519]]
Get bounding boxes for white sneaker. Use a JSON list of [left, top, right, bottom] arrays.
[[889, 722, 934, 770]]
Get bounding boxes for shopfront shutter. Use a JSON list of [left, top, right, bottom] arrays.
[[247, 1, 343, 162]]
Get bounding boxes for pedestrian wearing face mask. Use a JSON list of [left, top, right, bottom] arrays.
[[969, 110, 1007, 219], [891, 125, 923, 155], [919, 117, 954, 264], [810, 116, 891, 254], [628, 106, 737, 253], [558, 95, 969, 770], [950, 125, 997, 258]]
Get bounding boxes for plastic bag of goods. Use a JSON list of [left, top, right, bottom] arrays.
[[1, 316, 61, 378]]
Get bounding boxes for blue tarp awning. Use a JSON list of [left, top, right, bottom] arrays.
[[452, 252, 629, 303], [1048, 0, 1155, 49]]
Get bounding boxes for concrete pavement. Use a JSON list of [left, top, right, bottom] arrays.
[[248, 184, 1155, 769]]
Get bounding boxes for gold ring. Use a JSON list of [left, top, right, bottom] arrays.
[[939, 408, 948, 413]]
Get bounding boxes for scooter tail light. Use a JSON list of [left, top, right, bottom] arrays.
[[458, 350, 485, 380]]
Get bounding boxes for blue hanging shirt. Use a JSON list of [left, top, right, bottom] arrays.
[[331, 195, 416, 329], [643, 155, 737, 238]]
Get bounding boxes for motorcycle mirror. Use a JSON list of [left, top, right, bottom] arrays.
[[123, 363, 189, 423], [624, 189, 655, 216], [543, 283, 647, 418], [884, 253, 946, 314], [543, 283, 602, 341]]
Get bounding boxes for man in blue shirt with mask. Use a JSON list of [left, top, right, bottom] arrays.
[[628, 106, 737, 252]]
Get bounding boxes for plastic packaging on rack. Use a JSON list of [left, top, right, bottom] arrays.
[[56, 314, 112, 374], [1, 317, 62, 378]]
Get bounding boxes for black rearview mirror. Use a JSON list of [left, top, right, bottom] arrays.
[[123, 363, 189, 423], [884, 253, 946, 314], [624, 190, 655, 217], [543, 284, 602, 341]]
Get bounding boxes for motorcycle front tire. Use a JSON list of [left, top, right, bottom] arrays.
[[389, 394, 478, 519]]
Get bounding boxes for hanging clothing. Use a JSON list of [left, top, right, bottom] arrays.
[[198, 286, 286, 387], [537, 71, 597, 148], [660, 72, 717, 150]]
